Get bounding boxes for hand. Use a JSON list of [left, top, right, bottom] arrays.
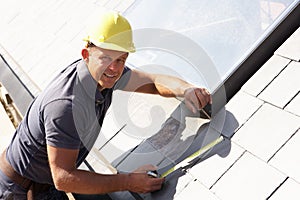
[[127, 165, 164, 193], [133, 164, 157, 173], [184, 87, 212, 113]]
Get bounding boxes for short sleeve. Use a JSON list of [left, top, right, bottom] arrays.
[[44, 100, 81, 149], [114, 66, 132, 90]]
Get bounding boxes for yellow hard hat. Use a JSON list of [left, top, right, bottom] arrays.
[[83, 11, 135, 53]]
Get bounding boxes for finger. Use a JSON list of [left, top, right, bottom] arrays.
[[146, 164, 157, 171], [194, 89, 206, 109], [150, 183, 163, 192], [208, 91, 212, 104], [190, 89, 202, 109], [141, 164, 157, 171], [149, 178, 165, 191], [134, 164, 157, 173], [197, 88, 212, 108], [203, 88, 212, 104], [185, 99, 197, 113], [139, 177, 164, 193]]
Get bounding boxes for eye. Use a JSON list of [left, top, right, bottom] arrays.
[[100, 56, 112, 63], [116, 58, 125, 65]]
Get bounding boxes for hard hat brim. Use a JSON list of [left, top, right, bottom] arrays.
[[83, 39, 135, 53]]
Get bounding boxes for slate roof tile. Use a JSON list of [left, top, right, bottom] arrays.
[[258, 61, 300, 108], [232, 103, 300, 162], [269, 129, 300, 183], [211, 152, 286, 200]]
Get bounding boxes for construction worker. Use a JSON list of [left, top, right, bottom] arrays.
[[0, 11, 212, 199]]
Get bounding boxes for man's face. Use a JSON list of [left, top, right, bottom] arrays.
[[84, 47, 128, 90]]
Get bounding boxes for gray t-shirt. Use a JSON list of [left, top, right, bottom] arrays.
[[6, 59, 131, 185]]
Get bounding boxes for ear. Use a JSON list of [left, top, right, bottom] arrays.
[[81, 48, 89, 60]]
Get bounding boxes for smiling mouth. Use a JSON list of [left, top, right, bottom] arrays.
[[104, 73, 117, 78]]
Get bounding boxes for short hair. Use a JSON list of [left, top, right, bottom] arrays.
[[85, 42, 97, 48]]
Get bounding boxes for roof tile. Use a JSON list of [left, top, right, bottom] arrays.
[[258, 61, 300, 108], [275, 27, 300, 61], [285, 92, 300, 117], [188, 141, 245, 188], [269, 129, 300, 183], [242, 55, 290, 97], [268, 178, 300, 200], [211, 152, 286, 200], [232, 103, 300, 162], [223, 91, 263, 135], [175, 179, 220, 200]]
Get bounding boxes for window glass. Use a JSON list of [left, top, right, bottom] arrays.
[[125, 0, 296, 91]]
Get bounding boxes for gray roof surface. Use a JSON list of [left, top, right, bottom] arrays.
[[0, 0, 299, 199]]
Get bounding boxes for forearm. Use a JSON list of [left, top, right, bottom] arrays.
[[123, 70, 193, 97], [48, 146, 164, 194], [153, 74, 212, 112], [54, 168, 129, 194], [123, 70, 211, 111], [153, 74, 193, 98]]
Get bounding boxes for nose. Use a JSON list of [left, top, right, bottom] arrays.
[[107, 60, 118, 70], [108, 59, 123, 71]]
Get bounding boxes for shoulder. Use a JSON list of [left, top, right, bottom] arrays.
[[114, 66, 132, 90]]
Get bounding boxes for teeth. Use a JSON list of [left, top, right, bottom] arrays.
[[104, 73, 115, 78]]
